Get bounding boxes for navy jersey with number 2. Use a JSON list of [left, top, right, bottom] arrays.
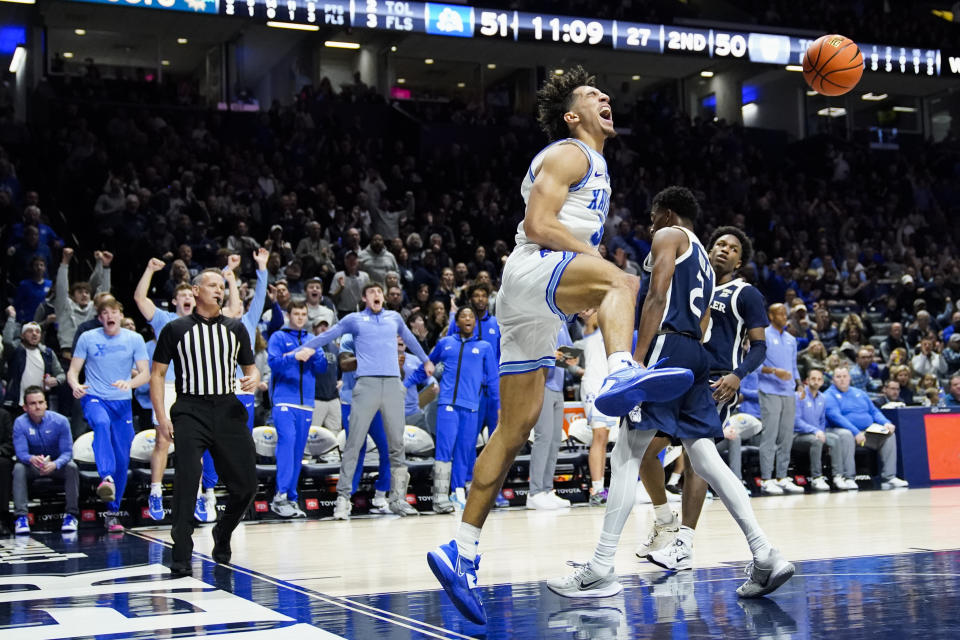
[[632, 226, 723, 439]]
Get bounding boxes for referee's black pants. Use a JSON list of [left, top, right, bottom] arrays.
[[171, 394, 257, 565]]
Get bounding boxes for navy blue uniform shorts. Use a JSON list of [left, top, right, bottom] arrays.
[[628, 333, 723, 440]]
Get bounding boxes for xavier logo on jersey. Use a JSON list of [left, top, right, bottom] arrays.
[[587, 189, 609, 246], [587, 189, 609, 217]]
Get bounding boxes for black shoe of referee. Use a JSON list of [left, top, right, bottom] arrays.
[[211, 524, 231, 564], [170, 561, 192, 577]]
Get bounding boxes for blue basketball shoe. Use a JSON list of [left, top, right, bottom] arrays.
[[427, 540, 486, 625], [148, 494, 165, 521], [594, 359, 694, 416], [193, 497, 208, 522]]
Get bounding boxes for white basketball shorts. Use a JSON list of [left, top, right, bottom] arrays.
[[497, 243, 577, 376]]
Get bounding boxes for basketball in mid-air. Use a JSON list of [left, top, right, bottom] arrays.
[[801, 34, 864, 96]]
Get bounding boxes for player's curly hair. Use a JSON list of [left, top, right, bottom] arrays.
[[651, 186, 700, 224], [536, 66, 596, 141], [708, 225, 754, 267]]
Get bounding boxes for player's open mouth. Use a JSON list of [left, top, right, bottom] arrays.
[[598, 106, 613, 124]]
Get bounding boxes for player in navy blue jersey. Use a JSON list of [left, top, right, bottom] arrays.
[[549, 188, 793, 599], [635, 226, 770, 571]]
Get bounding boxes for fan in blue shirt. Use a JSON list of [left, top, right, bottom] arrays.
[[12, 388, 79, 534], [66, 301, 150, 531], [823, 366, 908, 489], [298, 284, 435, 518], [792, 369, 841, 491], [418, 307, 498, 513]]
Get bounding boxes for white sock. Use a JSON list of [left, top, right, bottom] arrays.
[[591, 428, 656, 572], [374, 489, 387, 500], [150, 482, 162, 497], [102, 475, 114, 484], [456, 522, 481, 560], [205, 488, 215, 500], [653, 502, 673, 525], [677, 525, 695, 547], [668, 472, 681, 485], [606, 351, 634, 373], [274, 492, 286, 502], [682, 437, 771, 559], [591, 480, 604, 493]]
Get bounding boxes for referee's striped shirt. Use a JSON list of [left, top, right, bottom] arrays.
[[153, 312, 254, 396]]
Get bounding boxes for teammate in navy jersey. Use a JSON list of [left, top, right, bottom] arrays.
[[635, 226, 769, 571], [549, 187, 793, 600]]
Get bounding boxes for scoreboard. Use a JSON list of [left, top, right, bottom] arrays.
[[67, 0, 948, 76]]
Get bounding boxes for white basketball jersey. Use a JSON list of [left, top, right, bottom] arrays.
[[517, 139, 611, 248]]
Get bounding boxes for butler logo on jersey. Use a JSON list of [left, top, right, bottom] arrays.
[[704, 278, 768, 373]]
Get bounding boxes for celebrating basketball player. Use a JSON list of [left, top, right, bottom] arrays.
[[427, 67, 693, 625], [634, 226, 769, 571], [548, 187, 794, 599]]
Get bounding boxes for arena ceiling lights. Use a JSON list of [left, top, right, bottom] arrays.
[[8, 45, 25, 72], [267, 21, 319, 31], [817, 107, 847, 117], [861, 92, 888, 101], [324, 41, 360, 49]]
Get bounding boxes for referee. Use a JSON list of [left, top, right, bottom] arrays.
[[150, 268, 260, 576]]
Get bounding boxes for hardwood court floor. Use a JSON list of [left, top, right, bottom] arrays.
[[150, 486, 960, 598]]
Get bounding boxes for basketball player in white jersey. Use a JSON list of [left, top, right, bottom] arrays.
[[427, 67, 691, 625]]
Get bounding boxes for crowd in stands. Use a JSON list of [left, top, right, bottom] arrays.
[[1, 53, 959, 533]]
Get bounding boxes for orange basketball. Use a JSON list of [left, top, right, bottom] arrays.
[[801, 34, 864, 96]]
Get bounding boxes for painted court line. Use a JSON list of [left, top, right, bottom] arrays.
[[127, 530, 475, 640]]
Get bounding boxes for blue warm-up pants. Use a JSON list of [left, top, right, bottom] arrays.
[[436, 403, 480, 490], [82, 396, 134, 512], [272, 404, 313, 501], [465, 389, 496, 484]]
